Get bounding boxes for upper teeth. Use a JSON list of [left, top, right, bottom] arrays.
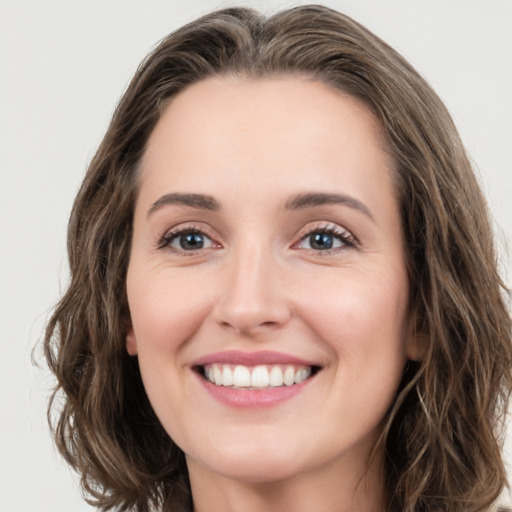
[[204, 364, 312, 389]]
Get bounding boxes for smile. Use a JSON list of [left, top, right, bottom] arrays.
[[192, 351, 322, 407], [201, 363, 314, 389]]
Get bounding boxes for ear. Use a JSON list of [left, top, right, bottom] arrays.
[[405, 314, 428, 362], [126, 327, 138, 356], [406, 331, 428, 362]]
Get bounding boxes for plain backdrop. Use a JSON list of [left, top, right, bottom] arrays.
[[1, 1, 511, 510]]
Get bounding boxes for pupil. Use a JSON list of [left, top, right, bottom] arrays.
[[180, 233, 204, 250], [310, 232, 333, 250]]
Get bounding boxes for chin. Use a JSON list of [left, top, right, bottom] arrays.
[[186, 440, 309, 484]]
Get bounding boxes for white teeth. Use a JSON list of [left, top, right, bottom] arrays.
[[283, 365, 295, 386], [251, 365, 270, 388], [222, 365, 233, 386], [213, 365, 223, 386], [204, 363, 314, 389], [232, 365, 251, 387], [269, 365, 284, 387], [295, 367, 311, 384]]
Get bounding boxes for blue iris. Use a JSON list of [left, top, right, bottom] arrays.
[[309, 232, 333, 250], [180, 233, 204, 250]]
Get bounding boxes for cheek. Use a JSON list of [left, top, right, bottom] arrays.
[[125, 266, 216, 439], [126, 265, 215, 356], [297, 265, 410, 366]]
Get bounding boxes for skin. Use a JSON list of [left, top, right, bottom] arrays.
[[126, 76, 418, 512]]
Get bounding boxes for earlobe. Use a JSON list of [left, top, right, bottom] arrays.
[[405, 311, 428, 362], [126, 327, 138, 356], [406, 320, 429, 361], [406, 332, 428, 362]]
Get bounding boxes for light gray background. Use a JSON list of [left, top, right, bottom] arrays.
[[1, 1, 511, 510]]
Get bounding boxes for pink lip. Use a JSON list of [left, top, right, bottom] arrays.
[[191, 351, 320, 409], [196, 372, 316, 409], [192, 350, 318, 367]]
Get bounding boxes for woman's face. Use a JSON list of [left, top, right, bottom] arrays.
[[126, 76, 417, 486]]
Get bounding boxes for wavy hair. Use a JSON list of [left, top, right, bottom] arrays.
[[44, 5, 512, 511]]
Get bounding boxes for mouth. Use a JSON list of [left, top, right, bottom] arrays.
[[195, 363, 321, 390]]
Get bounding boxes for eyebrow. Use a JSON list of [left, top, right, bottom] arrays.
[[147, 190, 374, 221], [284, 192, 374, 221], [148, 193, 220, 216]]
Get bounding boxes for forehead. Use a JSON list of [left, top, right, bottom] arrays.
[[139, 76, 396, 214], [144, 75, 388, 159]]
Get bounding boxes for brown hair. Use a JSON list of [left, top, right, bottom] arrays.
[[44, 5, 512, 512]]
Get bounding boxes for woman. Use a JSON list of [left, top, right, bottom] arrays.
[[44, 5, 512, 512]]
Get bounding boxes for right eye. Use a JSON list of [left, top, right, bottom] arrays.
[[158, 227, 218, 252]]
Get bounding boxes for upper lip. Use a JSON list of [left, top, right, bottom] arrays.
[[192, 350, 320, 367]]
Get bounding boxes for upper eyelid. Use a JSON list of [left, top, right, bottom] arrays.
[[161, 222, 215, 238], [296, 222, 355, 239], [156, 220, 357, 248], [293, 222, 359, 250], [157, 223, 220, 249]]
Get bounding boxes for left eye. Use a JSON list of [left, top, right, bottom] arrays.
[[297, 229, 353, 251]]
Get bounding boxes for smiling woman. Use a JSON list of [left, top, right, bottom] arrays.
[[126, 78, 412, 506], [43, 5, 512, 512]]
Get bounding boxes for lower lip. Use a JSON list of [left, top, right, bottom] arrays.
[[196, 372, 315, 409]]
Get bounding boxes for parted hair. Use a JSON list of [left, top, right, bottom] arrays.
[[44, 5, 512, 512]]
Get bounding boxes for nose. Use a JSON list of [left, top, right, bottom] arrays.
[[212, 244, 291, 337]]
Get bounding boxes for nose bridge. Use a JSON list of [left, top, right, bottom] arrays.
[[214, 237, 290, 334], [233, 242, 272, 303]]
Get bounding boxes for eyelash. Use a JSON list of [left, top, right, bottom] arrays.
[[295, 223, 357, 254], [157, 223, 357, 254], [157, 224, 219, 253]]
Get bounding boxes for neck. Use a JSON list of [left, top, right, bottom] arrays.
[[188, 448, 387, 512]]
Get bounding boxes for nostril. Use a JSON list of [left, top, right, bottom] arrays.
[[212, 267, 291, 327], [217, 318, 281, 336], [260, 321, 278, 328]]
